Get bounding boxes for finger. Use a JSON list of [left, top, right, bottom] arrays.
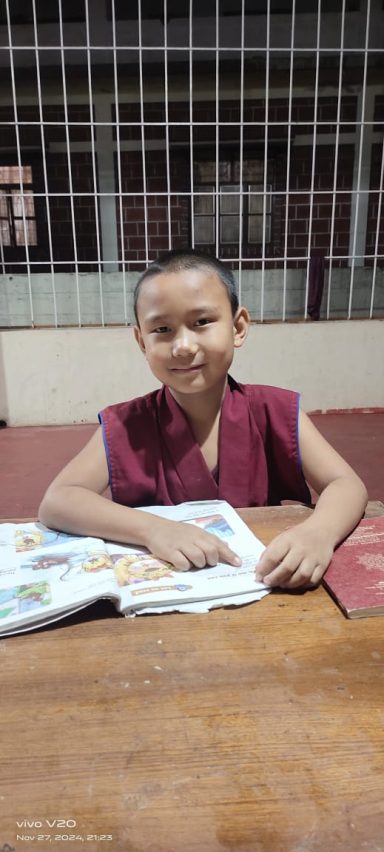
[[255, 540, 291, 579], [276, 558, 320, 590], [199, 532, 241, 566], [313, 563, 328, 585], [202, 544, 220, 567], [262, 552, 304, 587], [280, 560, 317, 589], [169, 550, 192, 572], [183, 544, 210, 569], [309, 563, 328, 587], [218, 543, 242, 566]]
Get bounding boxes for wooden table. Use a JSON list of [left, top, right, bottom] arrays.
[[1, 506, 384, 852]]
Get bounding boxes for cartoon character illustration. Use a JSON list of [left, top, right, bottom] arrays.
[[15, 529, 44, 551], [21, 552, 70, 571], [59, 550, 113, 580], [21, 548, 113, 581], [0, 581, 51, 618], [17, 582, 51, 611], [81, 552, 113, 573], [15, 527, 80, 553], [111, 553, 175, 587]]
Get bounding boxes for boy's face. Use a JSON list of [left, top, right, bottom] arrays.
[[134, 267, 249, 398]]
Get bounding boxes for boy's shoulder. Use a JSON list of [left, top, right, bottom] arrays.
[[99, 388, 162, 428], [230, 376, 299, 402], [227, 378, 301, 434]]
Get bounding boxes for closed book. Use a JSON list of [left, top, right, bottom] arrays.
[[323, 516, 384, 619]]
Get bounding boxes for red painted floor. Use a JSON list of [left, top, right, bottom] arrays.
[[0, 412, 383, 518]]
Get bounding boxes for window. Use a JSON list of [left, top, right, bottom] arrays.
[[0, 166, 37, 248], [193, 160, 272, 250]]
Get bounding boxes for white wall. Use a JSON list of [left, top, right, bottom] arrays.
[[1, 269, 383, 326], [0, 320, 383, 425]]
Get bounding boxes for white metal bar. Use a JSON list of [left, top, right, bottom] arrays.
[[237, 0, 245, 303], [58, 0, 81, 326], [111, 0, 128, 323], [304, 0, 322, 320], [138, 0, 150, 266], [370, 137, 384, 318], [2, 119, 383, 129], [3, 188, 382, 200], [282, 0, 296, 322], [348, 0, 371, 318], [326, 0, 346, 320], [5, 253, 383, 266], [163, 0, 172, 250], [31, 0, 58, 327], [215, 0, 220, 257], [85, 0, 105, 326], [5, 0, 34, 326], [260, 0, 271, 323], [189, 0, 195, 248], [2, 45, 383, 54]]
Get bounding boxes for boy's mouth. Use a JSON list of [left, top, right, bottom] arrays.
[[170, 364, 204, 373]]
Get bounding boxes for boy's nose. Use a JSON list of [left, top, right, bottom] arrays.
[[171, 331, 198, 357]]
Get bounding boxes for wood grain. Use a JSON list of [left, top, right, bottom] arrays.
[[1, 506, 383, 851]]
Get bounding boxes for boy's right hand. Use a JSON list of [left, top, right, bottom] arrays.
[[142, 517, 242, 572]]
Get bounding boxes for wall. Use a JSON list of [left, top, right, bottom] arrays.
[[0, 319, 383, 425], [1, 267, 383, 327]]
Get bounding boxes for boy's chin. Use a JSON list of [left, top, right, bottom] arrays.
[[169, 375, 227, 397]]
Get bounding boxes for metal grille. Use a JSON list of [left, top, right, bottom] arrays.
[[0, 0, 383, 327]]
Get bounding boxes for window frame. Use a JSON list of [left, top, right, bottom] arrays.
[[193, 161, 273, 253]]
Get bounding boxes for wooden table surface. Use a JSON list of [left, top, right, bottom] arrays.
[[1, 505, 384, 852]]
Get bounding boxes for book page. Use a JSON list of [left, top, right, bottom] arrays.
[[0, 502, 269, 631], [0, 523, 118, 633], [111, 500, 269, 613]]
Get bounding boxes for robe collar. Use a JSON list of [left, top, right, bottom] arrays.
[[157, 375, 255, 506]]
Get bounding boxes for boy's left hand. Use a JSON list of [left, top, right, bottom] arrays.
[[255, 521, 334, 589]]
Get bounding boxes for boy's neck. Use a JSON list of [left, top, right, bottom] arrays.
[[168, 377, 227, 430]]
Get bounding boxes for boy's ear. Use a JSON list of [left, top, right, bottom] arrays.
[[134, 325, 146, 354], [233, 306, 250, 349]]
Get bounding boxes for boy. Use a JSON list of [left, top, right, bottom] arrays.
[[39, 250, 367, 589]]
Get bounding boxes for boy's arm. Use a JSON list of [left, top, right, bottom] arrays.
[[255, 410, 368, 589], [38, 427, 240, 571]]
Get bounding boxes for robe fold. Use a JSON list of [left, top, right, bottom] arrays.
[[99, 375, 311, 508]]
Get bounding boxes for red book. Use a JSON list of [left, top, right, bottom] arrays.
[[323, 516, 384, 619]]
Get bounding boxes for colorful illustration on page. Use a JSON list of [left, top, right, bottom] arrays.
[[110, 553, 175, 587], [188, 514, 234, 539], [15, 526, 82, 553], [0, 581, 51, 619], [20, 549, 114, 581]]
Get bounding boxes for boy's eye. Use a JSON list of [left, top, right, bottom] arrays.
[[152, 326, 171, 334], [195, 318, 212, 327]]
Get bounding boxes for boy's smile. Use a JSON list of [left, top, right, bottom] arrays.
[[134, 267, 249, 406]]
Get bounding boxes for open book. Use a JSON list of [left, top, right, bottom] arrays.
[[0, 500, 269, 637]]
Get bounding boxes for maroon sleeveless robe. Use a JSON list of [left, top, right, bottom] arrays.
[[98, 375, 311, 508]]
